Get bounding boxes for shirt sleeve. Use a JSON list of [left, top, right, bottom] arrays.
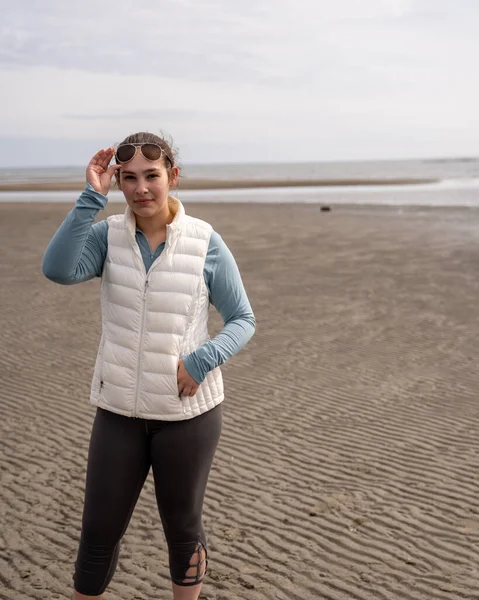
[[42, 183, 109, 284], [182, 231, 256, 384]]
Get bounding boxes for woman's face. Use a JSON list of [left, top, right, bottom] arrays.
[[118, 153, 178, 218]]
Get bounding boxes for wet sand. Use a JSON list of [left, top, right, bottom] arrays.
[[1, 201, 479, 599], [0, 177, 438, 193]]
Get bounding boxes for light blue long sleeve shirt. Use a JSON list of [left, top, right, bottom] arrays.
[[42, 184, 256, 384]]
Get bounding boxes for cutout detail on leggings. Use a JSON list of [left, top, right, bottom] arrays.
[[170, 540, 208, 587], [182, 542, 207, 584]]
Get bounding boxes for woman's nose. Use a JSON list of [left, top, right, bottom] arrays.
[[136, 179, 149, 194]]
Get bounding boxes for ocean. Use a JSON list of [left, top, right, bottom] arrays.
[[1, 157, 479, 206]]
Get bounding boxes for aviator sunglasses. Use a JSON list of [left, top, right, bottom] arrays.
[[115, 142, 171, 164]]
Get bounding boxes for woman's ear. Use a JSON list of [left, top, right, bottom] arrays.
[[169, 166, 179, 188]]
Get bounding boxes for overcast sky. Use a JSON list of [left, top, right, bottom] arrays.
[[0, 0, 478, 166]]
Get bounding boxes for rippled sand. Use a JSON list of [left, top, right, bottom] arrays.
[[1, 201, 479, 599]]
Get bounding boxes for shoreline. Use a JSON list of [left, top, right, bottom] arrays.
[[0, 177, 439, 192]]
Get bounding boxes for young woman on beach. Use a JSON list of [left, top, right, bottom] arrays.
[[42, 132, 256, 600]]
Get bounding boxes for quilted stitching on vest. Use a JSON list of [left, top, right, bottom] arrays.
[[89, 197, 224, 420]]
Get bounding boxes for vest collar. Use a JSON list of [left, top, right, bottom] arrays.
[[124, 195, 185, 238]]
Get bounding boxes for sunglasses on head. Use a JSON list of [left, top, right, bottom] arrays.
[[115, 143, 171, 164]]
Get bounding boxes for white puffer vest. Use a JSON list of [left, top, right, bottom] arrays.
[[89, 196, 224, 420]]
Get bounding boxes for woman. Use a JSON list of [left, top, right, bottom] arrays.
[[42, 132, 256, 600]]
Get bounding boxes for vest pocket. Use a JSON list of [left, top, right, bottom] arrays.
[[96, 334, 107, 396], [175, 356, 181, 397]]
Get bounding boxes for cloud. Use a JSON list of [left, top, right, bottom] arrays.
[[0, 0, 270, 82], [1, 1, 477, 95], [63, 109, 217, 121], [0, 0, 463, 85], [0, 0, 478, 164]]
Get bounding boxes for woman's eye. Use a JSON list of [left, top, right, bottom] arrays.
[[124, 175, 134, 180], [148, 174, 159, 179]]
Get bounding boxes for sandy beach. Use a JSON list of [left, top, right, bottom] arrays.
[[0, 177, 438, 193], [1, 200, 479, 600]]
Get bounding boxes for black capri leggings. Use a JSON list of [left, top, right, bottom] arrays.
[[73, 404, 222, 596]]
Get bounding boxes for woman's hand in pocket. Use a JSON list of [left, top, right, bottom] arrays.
[[177, 359, 200, 397]]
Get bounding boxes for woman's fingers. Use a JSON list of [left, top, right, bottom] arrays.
[[107, 164, 121, 177], [89, 147, 115, 170], [103, 146, 115, 162], [177, 359, 200, 396], [182, 383, 200, 397], [177, 380, 199, 397], [97, 147, 114, 171], [180, 386, 198, 397], [85, 147, 116, 195]]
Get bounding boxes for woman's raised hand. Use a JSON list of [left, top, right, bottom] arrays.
[[86, 147, 121, 196]]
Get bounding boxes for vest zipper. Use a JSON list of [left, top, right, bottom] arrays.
[[131, 226, 174, 417], [133, 278, 149, 417]]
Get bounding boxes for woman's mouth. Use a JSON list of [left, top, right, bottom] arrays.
[[135, 199, 153, 205]]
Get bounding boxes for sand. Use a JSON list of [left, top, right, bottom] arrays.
[[0, 177, 438, 193], [1, 200, 479, 600]]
